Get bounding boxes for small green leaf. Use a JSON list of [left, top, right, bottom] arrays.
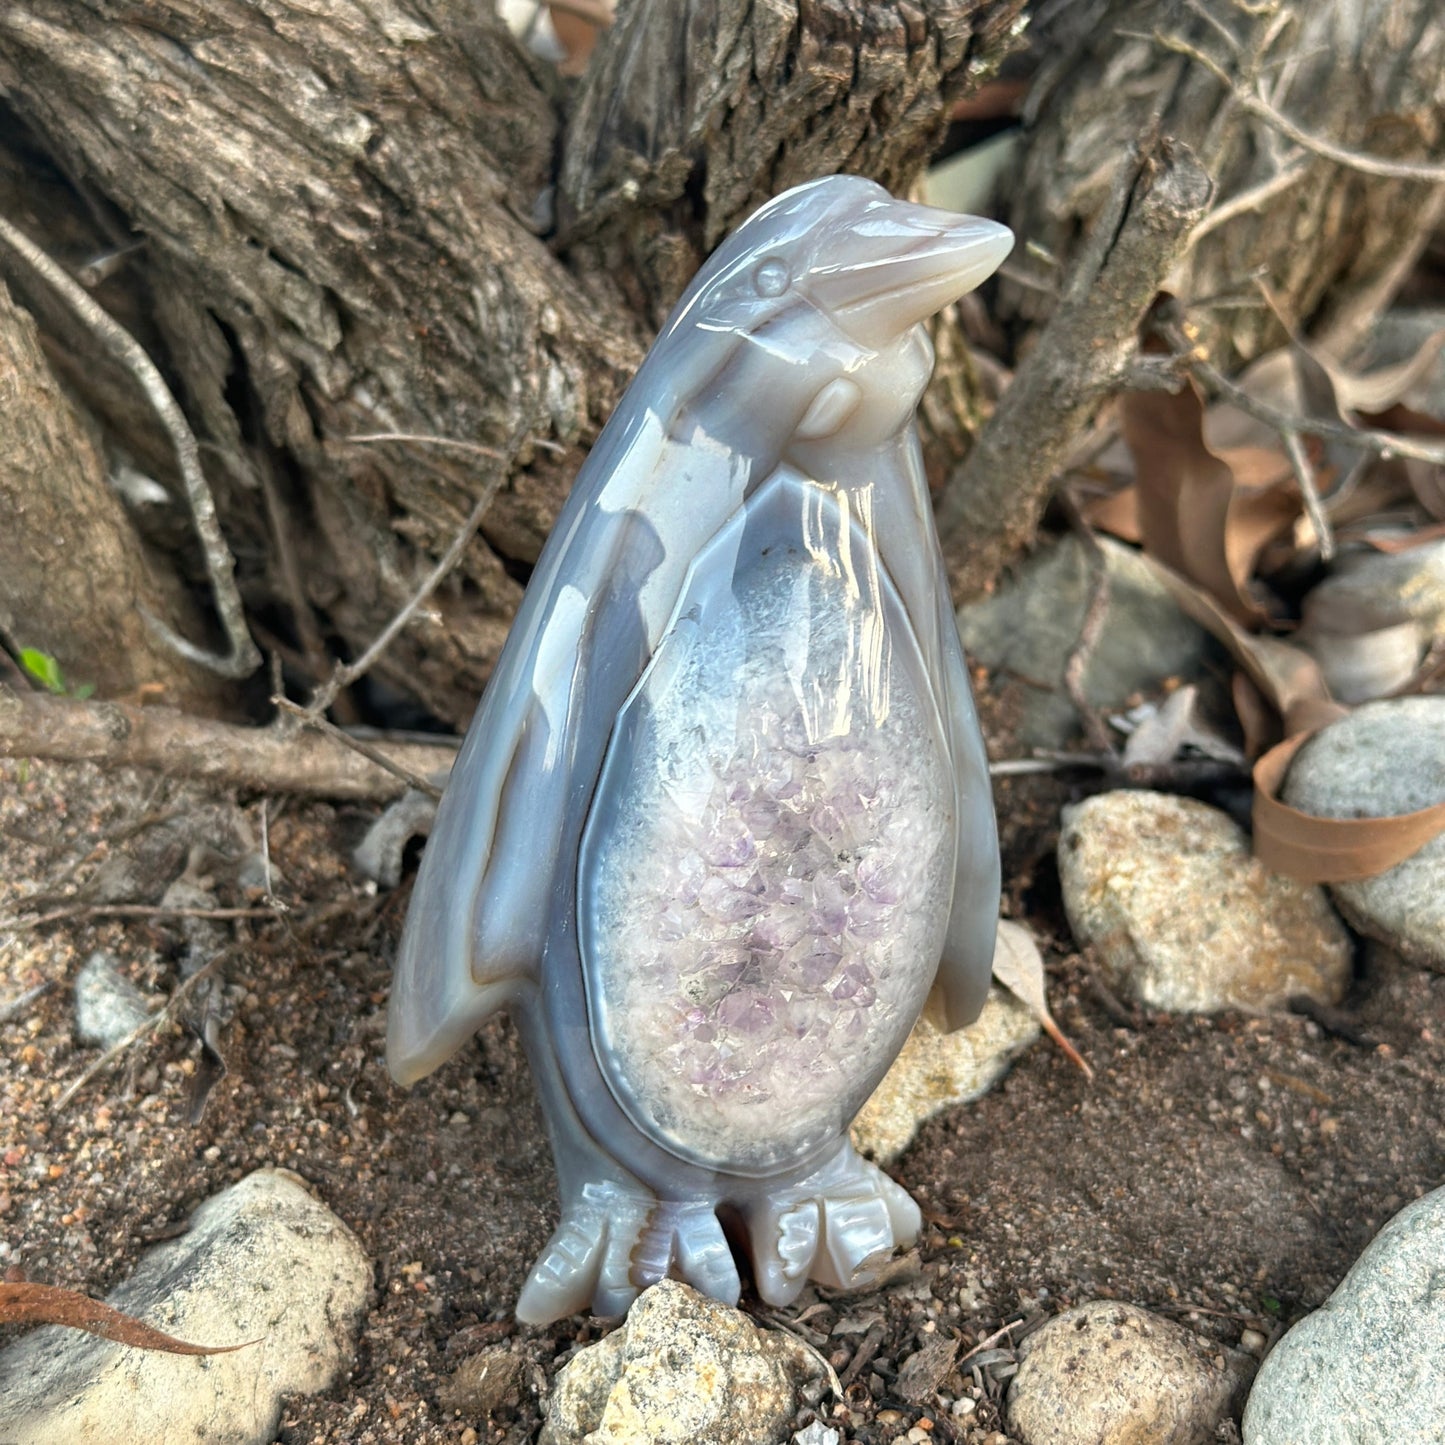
[[74, 683, 96, 701], [18, 648, 65, 694], [1261, 1295, 1282, 1316]]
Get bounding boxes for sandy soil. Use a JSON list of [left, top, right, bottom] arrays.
[[3, 694, 1442, 1444]]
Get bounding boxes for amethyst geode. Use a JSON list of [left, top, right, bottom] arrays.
[[388, 175, 1008, 1323]]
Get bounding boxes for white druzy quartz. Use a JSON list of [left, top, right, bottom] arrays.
[[581, 507, 954, 1173]]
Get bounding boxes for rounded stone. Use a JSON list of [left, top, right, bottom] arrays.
[[1281, 697, 1445, 971], [539, 1280, 821, 1445], [1058, 791, 1351, 1013], [1008, 1301, 1255, 1445], [1243, 1186, 1445, 1444], [851, 985, 1039, 1165], [0, 1169, 372, 1445]]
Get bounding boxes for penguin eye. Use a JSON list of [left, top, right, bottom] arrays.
[[752, 258, 790, 298]]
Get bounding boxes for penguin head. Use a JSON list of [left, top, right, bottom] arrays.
[[651, 175, 1014, 450]]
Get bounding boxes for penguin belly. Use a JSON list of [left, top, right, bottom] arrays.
[[578, 471, 956, 1178]]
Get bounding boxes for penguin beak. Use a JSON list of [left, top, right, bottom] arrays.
[[810, 207, 1014, 350]]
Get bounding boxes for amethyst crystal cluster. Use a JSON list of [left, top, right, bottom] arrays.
[[586, 542, 953, 1172]]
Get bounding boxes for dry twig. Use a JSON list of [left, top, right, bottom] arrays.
[[0, 214, 260, 679], [938, 136, 1212, 595], [273, 698, 444, 800], [1155, 30, 1445, 185], [0, 685, 458, 801], [1161, 311, 1445, 468], [54, 949, 233, 1111], [2, 902, 277, 932]]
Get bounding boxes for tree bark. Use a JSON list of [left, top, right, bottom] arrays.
[[1002, 0, 1445, 372], [0, 281, 224, 709], [0, 0, 1024, 726]]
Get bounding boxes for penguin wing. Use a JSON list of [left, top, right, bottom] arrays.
[[872, 440, 1000, 1033], [932, 567, 1003, 1031], [387, 413, 754, 1085]]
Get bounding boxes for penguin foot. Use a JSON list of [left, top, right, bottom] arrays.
[[515, 1180, 740, 1325], [745, 1144, 921, 1307]]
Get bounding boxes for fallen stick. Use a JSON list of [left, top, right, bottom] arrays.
[[0, 687, 457, 802]]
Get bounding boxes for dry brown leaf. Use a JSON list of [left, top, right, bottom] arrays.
[[1083, 484, 1141, 543], [991, 919, 1093, 1080], [1121, 382, 1298, 623], [0, 1281, 256, 1355], [1138, 555, 1346, 737], [1253, 732, 1445, 883]]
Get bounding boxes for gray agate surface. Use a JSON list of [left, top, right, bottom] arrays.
[[387, 175, 1010, 1324]]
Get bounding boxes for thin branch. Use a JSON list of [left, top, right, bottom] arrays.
[[2, 903, 277, 932], [1162, 314, 1445, 467], [343, 431, 563, 457], [1156, 30, 1445, 184], [0, 214, 260, 679], [54, 949, 233, 1112], [1185, 156, 1309, 249], [1278, 426, 1334, 561], [938, 135, 1212, 595], [299, 437, 527, 722], [0, 981, 53, 1026], [0, 685, 458, 801], [273, 698, 444, 800]]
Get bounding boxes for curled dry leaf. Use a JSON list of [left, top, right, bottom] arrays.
[[1137, 555, 1346, 738], [1253, 731, 1445, 884], [0, 1280, 257, 1355], [990, 919, 1093, 1080], [1119, 380, 1299, 623]]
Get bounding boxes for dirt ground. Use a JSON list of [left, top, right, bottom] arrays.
[[3, 680, 1443, 1445]]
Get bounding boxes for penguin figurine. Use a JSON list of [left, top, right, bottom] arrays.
[[388, 175, 1011, 1324]]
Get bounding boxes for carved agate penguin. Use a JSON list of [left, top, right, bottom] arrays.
[[388, 175, 1011, 1324]]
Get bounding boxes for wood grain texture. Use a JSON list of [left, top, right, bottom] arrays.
[[0, 0, 1024, 722]]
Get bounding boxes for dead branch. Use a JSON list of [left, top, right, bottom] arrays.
[[273, 699, 444, 800], [1161, 312, 1445, 469], [1155, 30, 1445, 185], [2, 903, 278, 932], [0, 686, 457, 801], [937, 136, 1212, 596], [0, 214, 259, 679]]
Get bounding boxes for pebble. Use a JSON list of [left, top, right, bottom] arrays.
[[1243, 1185, 1445, 1444], [440, 1345, 527, 1418], [1058, 791, 1352, 1013], [73, 950, 154, 1050], [0, 1169, 372, 1444], [956, 534, 1212, 748], [539, 1279, 821, 1445], [851, 981, 1039, 1164], [1281, 697, 1445, 971], [1301, 538, 1445, 639], [793, 1424, 840, 1445], [1008, 1301, 1255, 1445]]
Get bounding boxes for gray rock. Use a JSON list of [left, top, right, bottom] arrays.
[[539, 1279, 821, 1445], [73, 951, 154, 1049], [1009, 1301, 1255, 1445], [1243, 1186, 1445, 1445], [1301, 539, 1445, 640], [1282, 697, 1445, 971], [956, 535, 1213, 748], [0, 1168, 372, 1445], [1059, 792, 1352, 1013]]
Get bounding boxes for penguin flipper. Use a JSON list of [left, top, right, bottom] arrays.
[[385, 702, 553, 1086], [933, 566, 1002, 1033]]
